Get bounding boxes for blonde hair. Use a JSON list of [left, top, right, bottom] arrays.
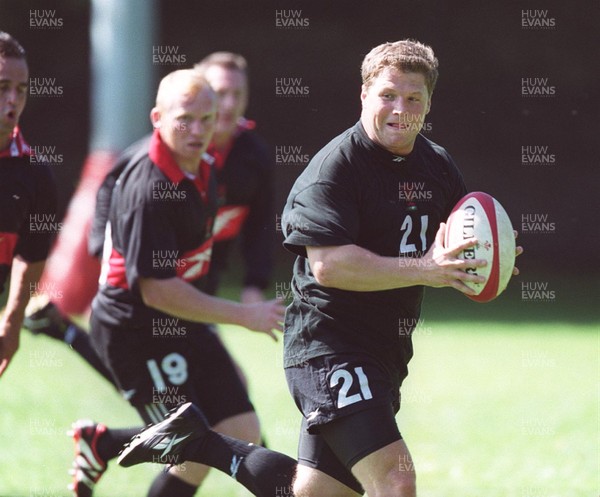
[[361, 40, 438, 95], [194, 51, 248, 75]]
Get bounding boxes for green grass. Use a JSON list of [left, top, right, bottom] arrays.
[[0, 309, 597, 496]]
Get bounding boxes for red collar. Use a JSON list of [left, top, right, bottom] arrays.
[[0, 127, 31, 159], [148, 129, 212, 196]]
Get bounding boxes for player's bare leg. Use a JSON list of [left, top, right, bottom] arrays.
[[293, 465, 361, 497], [351, 439, 416, 497], [168, 410, 261, 486]]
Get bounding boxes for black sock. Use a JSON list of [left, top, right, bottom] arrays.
[[182, 431, 296, 497], [147, 471, 196, 497], [97, 427, 142, 462], [64, 324, 116, 385]]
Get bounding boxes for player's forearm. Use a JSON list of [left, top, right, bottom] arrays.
[[1, 258, 45, 334], [139, 276, 248, 327], [307, 245, 424, 292]]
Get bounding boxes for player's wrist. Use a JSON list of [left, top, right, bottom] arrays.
[[396, 255, 430, 288]]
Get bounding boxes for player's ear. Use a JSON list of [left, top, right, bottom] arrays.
[[150, 107, 161, 129], [425, 92, 433, 114], [360, 84, 368, 103]]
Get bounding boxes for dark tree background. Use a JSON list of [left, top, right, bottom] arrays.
[[1, 0, 598, 316]]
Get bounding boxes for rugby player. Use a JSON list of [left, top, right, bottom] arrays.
[[71, 69, 283, 497], [0, 31, 57, 378], [116, 39, 522, 497], [26, 52, 275, 388]]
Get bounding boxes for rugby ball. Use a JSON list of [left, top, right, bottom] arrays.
[[445, 192, 516, 303]]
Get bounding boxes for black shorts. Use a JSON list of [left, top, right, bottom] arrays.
[[285, 353, 403, 493], [90, 313, 254, 426]]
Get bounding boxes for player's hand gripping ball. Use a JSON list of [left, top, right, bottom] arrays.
[[445, 191, 516, 302]]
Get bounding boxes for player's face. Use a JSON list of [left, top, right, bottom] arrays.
[[0, 56, 28, 149], [360, 67, 431, 156], [203, 65, 248, 140], [153, 86, 217, 173]]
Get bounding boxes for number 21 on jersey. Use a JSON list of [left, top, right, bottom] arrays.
[[399, 214, 429, 254]]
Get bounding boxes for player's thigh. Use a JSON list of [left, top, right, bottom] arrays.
[[351, 438, 416, 497], [294, 464, 361, 497], [211, 410, 260, 444], [295, 419, 364, 495]]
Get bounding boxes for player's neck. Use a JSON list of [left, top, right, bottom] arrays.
[[211, 131, 234, 151], [178, 161, 199, 177], [0, 133, 11, 153]]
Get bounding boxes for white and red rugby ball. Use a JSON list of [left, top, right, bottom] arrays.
[[445, 191, 516, 303]]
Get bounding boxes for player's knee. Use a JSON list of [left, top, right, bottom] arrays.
[[293, 467, 357, 497], [365, 467, 416, 497]]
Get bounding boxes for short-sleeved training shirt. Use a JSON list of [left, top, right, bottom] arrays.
[[0, 127, 57, 293], [92, 130, 218, 328], [282, 121, 466, 378], [89, 120, 274, 296]]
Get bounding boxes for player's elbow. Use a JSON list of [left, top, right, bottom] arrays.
[[311, 259, 337, 288], [138, 277, 165, 309]]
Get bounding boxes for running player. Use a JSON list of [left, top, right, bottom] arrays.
[[25, 52, 274, 385], [115, 39, 522, 497], [0, 31, 57, 377], [70, 69, 284, 497]]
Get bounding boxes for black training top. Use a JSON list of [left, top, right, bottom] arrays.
[[0, 128, 57, 293], [91, 130, 218, 328], [282, 121, 466, 378]]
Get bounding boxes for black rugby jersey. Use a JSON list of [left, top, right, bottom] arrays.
[[89, 122, 274, 296], [282, 121, 466, 378], [0, 128, 57, 293], [91, 130, 217, 327]]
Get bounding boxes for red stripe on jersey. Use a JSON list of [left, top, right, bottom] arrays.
[[176, 238, 213, 282], [0, 232, 19, 265], [106, 248, 129, 289], [213, 205, 251, 242]]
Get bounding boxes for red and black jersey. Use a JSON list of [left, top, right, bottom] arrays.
[[282, 122, 467, 377], [91, 130, 218, 328], [0, 127, 57, 293], [204, 120, 275, 295], [90, 119, 274, 297]]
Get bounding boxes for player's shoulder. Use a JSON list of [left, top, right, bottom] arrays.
[[112, 134, 152, 172], [231, 126, 271, 168], [308, 125, 357, 170], [111, 150, 161, 208], [416, 134, 462, 171], [416, 133, 453, 160]]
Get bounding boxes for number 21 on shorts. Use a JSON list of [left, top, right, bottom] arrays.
[[330, 366, 373, 408]]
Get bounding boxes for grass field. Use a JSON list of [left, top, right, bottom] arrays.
[[0, 287, 597, 497]]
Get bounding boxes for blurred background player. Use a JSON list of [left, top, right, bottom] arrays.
[[0, 31, 57, 377], [25, 52, 275, 388], [198, 52, 274, 304], [68, 69, 284, 497]]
